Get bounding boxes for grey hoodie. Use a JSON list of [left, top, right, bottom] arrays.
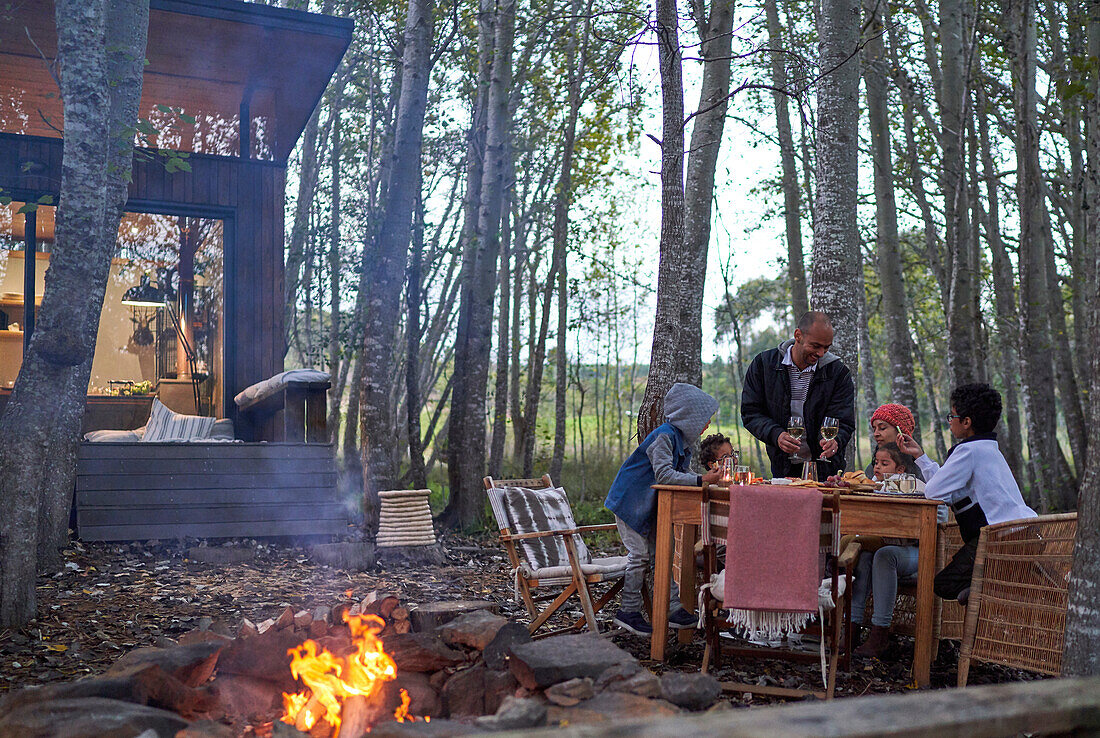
[[647, 383, 719, 486]]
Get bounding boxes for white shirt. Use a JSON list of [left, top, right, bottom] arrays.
[[915, 439, 1037, 525], [781, 347, 817, 460]]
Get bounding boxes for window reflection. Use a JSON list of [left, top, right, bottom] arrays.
[[0, 204, 224, 417]]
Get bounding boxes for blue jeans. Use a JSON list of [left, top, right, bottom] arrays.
[[615, 516, 682, 614], [850, 545, 919, 628]]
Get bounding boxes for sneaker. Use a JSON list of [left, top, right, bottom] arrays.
[[612, 610, 653, 636], [668, 608, 698, 630]]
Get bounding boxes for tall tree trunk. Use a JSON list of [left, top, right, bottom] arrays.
[[766, 0, 808, 318], [488, 195, 511, 479], [35, 0, 149, 569], [1062, 0, 1100, 677], [443, 0, 515, 529], [810, 0, 860, 375], [549, 1, 590, 483], [684, 0, 736, 378], [975, 80, 1025, 481], [327, 105, 343, 440], [359, 0, 434, 523], [637, 0, 690, 439], [1010, 0, 1074, 508], [939, 0, 978, 385], [1, 0, 147, 625], [863, 0, 917, 418], [405, 191, 428, 490]]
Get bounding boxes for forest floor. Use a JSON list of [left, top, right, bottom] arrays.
[[0, 532, 1041, 706]]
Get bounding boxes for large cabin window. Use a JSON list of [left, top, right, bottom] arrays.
[[0, 203, 225, 422]]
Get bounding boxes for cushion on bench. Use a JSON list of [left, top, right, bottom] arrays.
[[233, 369, 330, 410], [142, 398, 216, 442]]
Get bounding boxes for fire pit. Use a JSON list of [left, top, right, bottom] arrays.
[[281, 612, 421, 735]]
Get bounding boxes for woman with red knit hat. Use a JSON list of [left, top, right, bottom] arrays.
[[863, 403, 922, 480]]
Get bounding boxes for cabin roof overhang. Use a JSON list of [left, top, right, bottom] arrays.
[[0, 0, 353, 163]]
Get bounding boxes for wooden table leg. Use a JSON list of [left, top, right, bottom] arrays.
[[677, 524, 698, 644], [912, 506, 937, 688], [651, 490, 674, 661]]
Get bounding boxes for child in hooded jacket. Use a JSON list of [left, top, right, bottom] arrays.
[[604, 383, 722, 636]]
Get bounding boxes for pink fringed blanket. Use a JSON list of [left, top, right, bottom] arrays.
[[723, 485, 821, 636]]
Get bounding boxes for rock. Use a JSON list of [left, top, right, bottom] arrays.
[[274, 606, 296, 630], [312, 605, 332, 624], [441, 664, 485, 717], [482, 623, 531, 670], [187, 546, 255, 564], [410, 601, 498, 632], [395, 672, 442, 718], [507, 634, 636, 690], [216, 628, 303, 692], [475, 696, 548, 731], [0, 664, 202, 719], [544, 677, 595, 707], [482, 669, 518, 715], [658, 672, 721, 711], [176, 719, 237, 737], [546, 691, 681, 726], [309, 542, 376, 570], [271, 722, 310, 738], [370, 718, 479, 737], [238, 619, 258, 639], [706, 699, 734, 713], [439, 611, 509, 651], [293, 610, 313, 629], [593, 662, 661, 698], [106, 640, 225, 688], [0, 697, 190, 737], [309, 620, 328, 639], [383, 633, 466, 673], [208, 674, 283, 722]]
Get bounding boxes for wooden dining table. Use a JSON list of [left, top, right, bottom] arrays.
[[650, 483, 944, 689]]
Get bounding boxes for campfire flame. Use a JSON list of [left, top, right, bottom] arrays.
[[281, 612, 420, 734]]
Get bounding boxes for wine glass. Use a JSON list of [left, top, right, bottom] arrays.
[[818, 416, 840, 460], [897, 473, 918, 495], [787, 415, 805, 462]]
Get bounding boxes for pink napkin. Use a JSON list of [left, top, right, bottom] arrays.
[[723, 485, 821, 613]]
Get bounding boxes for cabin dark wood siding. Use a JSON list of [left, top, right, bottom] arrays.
[[74, 442, 345, 540], [0, 132, 287, 436]]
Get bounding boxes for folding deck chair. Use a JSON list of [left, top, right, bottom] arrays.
[[698, 489, 854, 700], [484, 475, 627, 637]]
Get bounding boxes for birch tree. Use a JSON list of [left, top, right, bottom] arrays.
[[810, 0, 860, 370], [359, 0, 434, 516], [0, 0, 147, 625]]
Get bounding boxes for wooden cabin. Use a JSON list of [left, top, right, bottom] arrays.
[[0, 0, 353, 540]]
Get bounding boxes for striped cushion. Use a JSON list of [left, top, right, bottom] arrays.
[[141, 398, 215, 442], [499, 486, 590, 570]]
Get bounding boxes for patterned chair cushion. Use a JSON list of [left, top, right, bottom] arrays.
[[141, 398, 215, 442], [498, 486, 590, 571]]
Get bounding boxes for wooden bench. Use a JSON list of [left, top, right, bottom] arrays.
[[74, 441, 345, 541]]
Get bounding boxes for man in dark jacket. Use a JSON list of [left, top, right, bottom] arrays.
[[740, 311, 855, 478]]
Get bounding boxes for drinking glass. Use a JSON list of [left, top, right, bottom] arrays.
[[719, 457, 734, 485], [897, 473, 918, 495], [734, 465, 752, 485], [818, 416, 840, 460], [787, 415, 805, 462]]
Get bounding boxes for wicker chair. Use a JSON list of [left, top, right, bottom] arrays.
[[956, 513, 1077, 686]]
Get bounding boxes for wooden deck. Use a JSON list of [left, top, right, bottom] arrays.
[[74, 442, 346, 541]]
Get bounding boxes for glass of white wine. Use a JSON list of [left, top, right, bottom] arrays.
[[897, 473, 918, 495], [787, 415, 804, 462], [818, 416, 840, 460]]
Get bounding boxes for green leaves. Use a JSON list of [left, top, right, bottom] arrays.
[[15, 195, 54, 214]]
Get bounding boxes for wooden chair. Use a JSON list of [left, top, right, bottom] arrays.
[[484, 475, 626, 637], [698, 489, 853, 700], [956, 513, 1078, 686]]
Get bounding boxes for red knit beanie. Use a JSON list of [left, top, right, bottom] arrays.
[[871, 403, 915, 436]]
